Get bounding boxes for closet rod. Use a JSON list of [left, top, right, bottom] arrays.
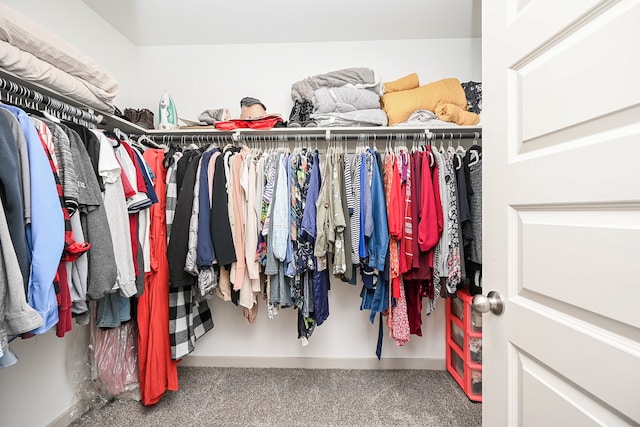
[[0, 73, 100, 126], [135, 128, 482, 144]]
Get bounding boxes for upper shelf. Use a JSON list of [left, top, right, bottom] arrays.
[[0, 67, 482, 140]]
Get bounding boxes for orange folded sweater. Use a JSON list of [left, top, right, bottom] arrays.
[[435, 103, 480, 126], [381, 78, 467, 125], [384, 73, 419, 94]]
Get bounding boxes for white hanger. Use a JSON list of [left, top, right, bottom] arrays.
[[447, 132, 455, 155], [456, 133, 466, 154]]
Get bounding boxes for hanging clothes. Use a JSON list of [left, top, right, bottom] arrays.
[[210, 149, 237, 267], [138, 148, 178, 406], [466, 148, 483, 295], [0, 109, 30, 293], [443, 150, 461, 295], [1, 104, 64, 335], [152, 132, 483, 362], [384, 147, 410, 347], [92, 130, 137, 298], [64, 122, 117, 302], [167, 149, 201, 288], [0, 195, 44, 352], [167, 149, 213, 360], [38, 124, 89, 337]]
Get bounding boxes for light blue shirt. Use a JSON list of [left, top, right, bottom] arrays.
[[271, 153, 289, 262], [1, 105, 64, 334]]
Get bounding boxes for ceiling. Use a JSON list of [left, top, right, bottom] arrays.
[[82, 0, 481, 46]]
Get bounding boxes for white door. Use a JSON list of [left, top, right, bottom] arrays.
[[482, 0, 640, 425]]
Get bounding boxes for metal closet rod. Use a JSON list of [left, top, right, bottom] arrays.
[[0, 74, 100, 125], [137, 128, 482, 144]]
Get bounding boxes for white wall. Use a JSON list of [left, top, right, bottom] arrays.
[[137, 38, 481, 122], [1, 0, 139, 108], [191, 281, 446, 364], [0, 327, 90, 426]]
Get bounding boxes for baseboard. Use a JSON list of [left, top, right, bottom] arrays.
[[179, 356, 446, 370], [47, 398, 90, 427]]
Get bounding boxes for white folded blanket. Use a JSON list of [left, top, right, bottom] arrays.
[[313, 87, 381, 114], [311, 109, 388, 127], [0, 3, 119, 102], [0, 39, 114, 112], [392, 110, 458, 128]]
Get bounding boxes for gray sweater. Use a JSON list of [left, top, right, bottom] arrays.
[[0, 196, 44, 346], [65, 126, 117, 300]]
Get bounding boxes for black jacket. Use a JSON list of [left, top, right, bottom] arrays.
[[0, 110, 30, 290], [167, 151, 201, 288], [210, 150, 236, 267]]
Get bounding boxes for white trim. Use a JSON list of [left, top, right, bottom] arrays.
[[179, 356, 446, 370], [47, 399, 90, 427]]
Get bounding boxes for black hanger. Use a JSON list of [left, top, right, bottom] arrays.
[[103, 130, 122, 148]]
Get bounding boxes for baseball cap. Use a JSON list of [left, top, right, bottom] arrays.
[[240, 97, 266, 111]]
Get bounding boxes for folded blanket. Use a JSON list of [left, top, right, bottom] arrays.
[[311, 109, 388, 127], [381, 78, 467, 126], [393, 110, 457, 128], [291, 67, 380, 102], [313, 87, 381, 114], [0, 4, 119, 98], [384, 73, 419, 94], [0, 39, 114, 112], [435, 103, 480, 126]]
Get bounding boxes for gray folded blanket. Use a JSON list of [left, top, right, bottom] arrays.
[[311, 109, 388, 127], [313, 87, 381, 114], [291, 67, 380, 102]]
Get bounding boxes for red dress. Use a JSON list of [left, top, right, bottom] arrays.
[[139, 149, 178, 405]]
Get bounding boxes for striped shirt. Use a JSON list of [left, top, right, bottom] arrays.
[[165, 151, 183, 243], [350, 151, 362, 264]]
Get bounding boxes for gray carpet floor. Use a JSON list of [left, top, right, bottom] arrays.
[[73, 367, 481, 427]]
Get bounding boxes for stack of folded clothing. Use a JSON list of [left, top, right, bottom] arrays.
[[381, 73, 480, 127], [0, 4, 119, 112], [289, 67, 387, 127]]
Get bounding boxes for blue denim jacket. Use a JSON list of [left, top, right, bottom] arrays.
[[196, 150, 216, 267], [366, 149, 389, 272]]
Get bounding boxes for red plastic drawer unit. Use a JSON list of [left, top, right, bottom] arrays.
[[446, 288, 482, 402]]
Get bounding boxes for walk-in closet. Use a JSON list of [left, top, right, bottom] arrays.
[[0, 1, 637, 426]]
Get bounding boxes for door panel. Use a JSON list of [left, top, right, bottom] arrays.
[[519, 352, 631, 426], [508, 0, 605, 49], [507, 302, 640, 421], [482, 0, 640, 425], [518, 209, 640, 328], [516, 1, 640, 142]]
